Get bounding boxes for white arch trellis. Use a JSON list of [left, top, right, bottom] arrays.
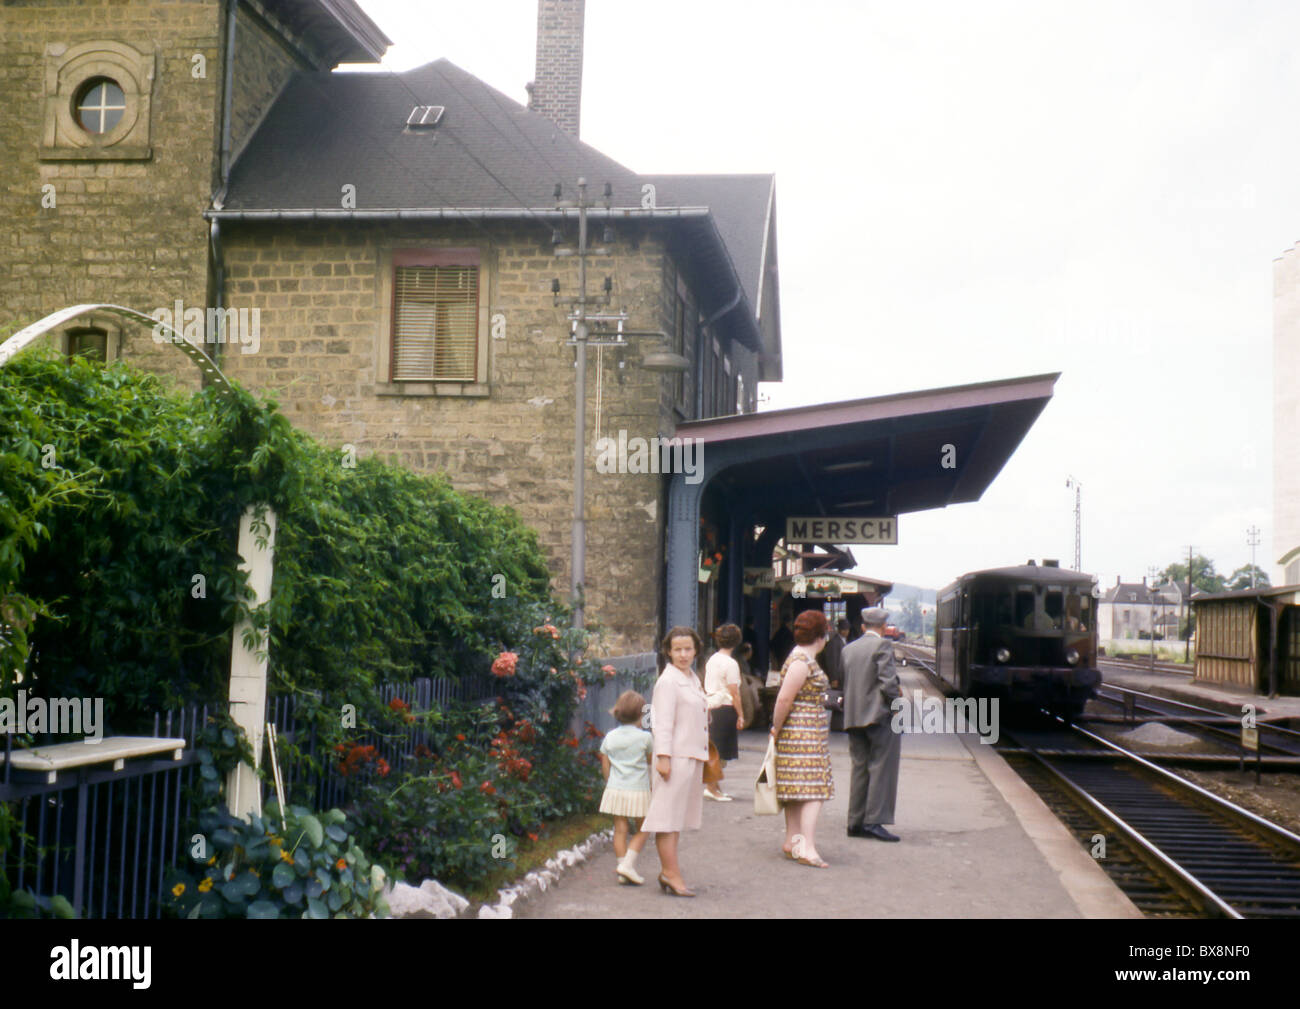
[[1, 305, 272, 817]]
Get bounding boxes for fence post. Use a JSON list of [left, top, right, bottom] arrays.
[[226, 503, 277, 819]]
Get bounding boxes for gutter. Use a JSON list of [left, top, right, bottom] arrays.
[[202, 206, 714, 221]]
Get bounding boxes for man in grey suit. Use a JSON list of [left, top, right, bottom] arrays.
[[841, 608, 902, 841]]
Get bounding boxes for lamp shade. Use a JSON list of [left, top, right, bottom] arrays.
[[640, 346, 690, 373]]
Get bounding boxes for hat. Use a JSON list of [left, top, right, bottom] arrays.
[[861, 607, 888, 627]]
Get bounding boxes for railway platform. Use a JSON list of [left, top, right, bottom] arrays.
[[1099, 663, 1300, 721], [515, 667, 1141, 919]]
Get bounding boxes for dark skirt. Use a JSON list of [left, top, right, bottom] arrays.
[[708, 706, 739, 761]]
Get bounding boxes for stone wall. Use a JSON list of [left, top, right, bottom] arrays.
[[228, 4, 307, 159], [0, 0, 228, 388], [218, 219, 681, 653]]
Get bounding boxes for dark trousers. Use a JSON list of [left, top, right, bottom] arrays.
[[846, 722, 900, 827]]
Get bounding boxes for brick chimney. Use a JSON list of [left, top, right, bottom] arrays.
[[528, 0, 584, 137]]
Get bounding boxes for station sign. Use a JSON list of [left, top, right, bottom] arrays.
[[785, 516, 897, 544], [743, 567, 775, 593]]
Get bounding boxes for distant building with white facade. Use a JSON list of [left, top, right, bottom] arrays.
[[1098, 578, 1188, 641]]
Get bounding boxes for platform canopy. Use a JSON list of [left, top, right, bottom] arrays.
[[665, 372, 1060, 632]]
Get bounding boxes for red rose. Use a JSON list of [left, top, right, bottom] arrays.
[[491, 652, 518, 678]]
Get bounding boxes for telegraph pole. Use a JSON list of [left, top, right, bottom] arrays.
[[1065, 476, 1082, 571], [1185, 545, 1194, 662], [554, 178, 620, 631], [1147, 565, 1158, 671], [1247, 525, 1261, 588]]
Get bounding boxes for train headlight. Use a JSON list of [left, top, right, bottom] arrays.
[[996, 647, 1011, 663], [1065, 648, 1079, 665]]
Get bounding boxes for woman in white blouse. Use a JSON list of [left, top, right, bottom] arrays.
[[702, 623, 745, 800]]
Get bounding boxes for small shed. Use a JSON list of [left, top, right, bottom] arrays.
[[1192, 586, 1300, 695]]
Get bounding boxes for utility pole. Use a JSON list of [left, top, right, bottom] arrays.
[[1065, 476, 1082, 571], [1185, 545, 1194, 663], [1247, 525, 1260, 588], [1147, 565, 1158, 671], [553, 178, 621, 631]]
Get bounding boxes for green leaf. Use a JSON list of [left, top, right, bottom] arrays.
[[314, 868, 331, 892], [306, 897, 329, 919], [324, 824, 347, 843], [211, 828, 236, 849], [327, 889, 343, 912], [50, 895, 77, 919], [246, 900, 280, 919], [298, 815, 323, 848], [271, 862, 296, 889], [282, 882, 304, 906]]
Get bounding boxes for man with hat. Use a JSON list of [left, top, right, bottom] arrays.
[[841, 607, 902, 841]]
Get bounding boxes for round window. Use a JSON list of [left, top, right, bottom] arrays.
[[75, 77, 126, 134]]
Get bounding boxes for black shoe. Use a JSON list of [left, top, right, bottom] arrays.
[[846, 825, 871, 838], [864, 824, 900, 842]]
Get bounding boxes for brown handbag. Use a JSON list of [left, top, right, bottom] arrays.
[[703, 741, 724, 786]]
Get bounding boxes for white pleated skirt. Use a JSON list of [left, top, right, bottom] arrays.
[[599, 787, 651, 817]]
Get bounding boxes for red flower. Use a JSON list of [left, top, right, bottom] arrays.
[[527, 832, 539, 843], [601, 664, 617, 677], [413, 744, 432, 759], [333, 743, 345, 754], [335, 858, 347, 871], [389, 697, 410, 713], [376, 758, 390, 778], [491, 652, 518, 678], [450, 770, 462, 789], [480, 781, 496, 795], [456, 733, 466, 742]]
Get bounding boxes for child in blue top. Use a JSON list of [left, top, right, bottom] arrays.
[[599, 690, 653, 885]]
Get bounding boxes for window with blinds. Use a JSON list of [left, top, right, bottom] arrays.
[[392, 264, 479, 381]]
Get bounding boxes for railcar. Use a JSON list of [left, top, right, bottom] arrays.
[[935, 561, 1100, 717]]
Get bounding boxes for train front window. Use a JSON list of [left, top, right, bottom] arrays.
[[1045, 588, 1064, 629], [1066, 592, 1092, 631], [1015, 588, 1035, 627]]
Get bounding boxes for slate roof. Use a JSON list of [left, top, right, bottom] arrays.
[[216, 60, 780, 365], [1101, 582, 1155, 604]]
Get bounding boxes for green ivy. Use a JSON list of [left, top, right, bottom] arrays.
[[0, 351, 554, 733]]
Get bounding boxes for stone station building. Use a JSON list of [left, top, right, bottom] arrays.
[[3, 0, 1055, 659]]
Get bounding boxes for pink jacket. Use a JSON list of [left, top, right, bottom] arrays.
[[650, 666, 710, 760]]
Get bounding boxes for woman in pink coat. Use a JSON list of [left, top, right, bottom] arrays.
[[640, 625, 710, 897]]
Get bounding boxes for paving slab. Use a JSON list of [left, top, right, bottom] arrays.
[[516, 669, 1140, 919]]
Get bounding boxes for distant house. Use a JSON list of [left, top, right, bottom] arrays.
[[1098, 577, 1193, 640]]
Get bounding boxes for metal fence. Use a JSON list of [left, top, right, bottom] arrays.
[[0, 675, 497, 918], [574, 652, 660, 734]]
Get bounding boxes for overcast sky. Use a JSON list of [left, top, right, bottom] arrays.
[[350, 0, 1296, 592]]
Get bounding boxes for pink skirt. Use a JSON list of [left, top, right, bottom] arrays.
[[640, 756, 704, 833]]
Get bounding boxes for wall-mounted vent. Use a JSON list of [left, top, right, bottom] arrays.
[[406, 105, 445, 128]]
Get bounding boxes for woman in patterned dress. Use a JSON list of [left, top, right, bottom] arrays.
[[770, 609, 834, 868]]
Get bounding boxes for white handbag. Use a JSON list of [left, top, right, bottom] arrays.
[[753, 735, 781, 815]]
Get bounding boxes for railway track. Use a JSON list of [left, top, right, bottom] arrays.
[[1088, 683, 1300, 765], [999, 720, 1300, 917]]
